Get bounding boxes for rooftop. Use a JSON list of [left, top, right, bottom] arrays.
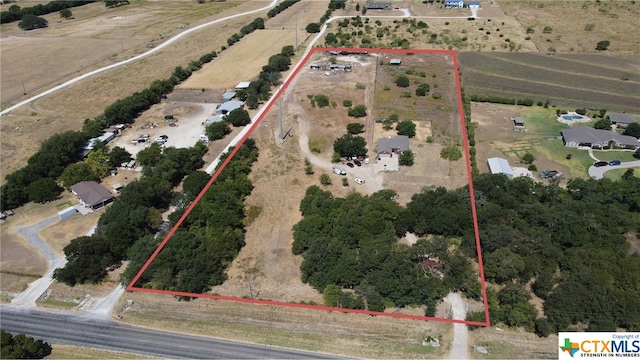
[[609, 113, 637, 124], [561, 127, 639, 148], [378, 135, 410, 154], [70, 181, 114, 208]]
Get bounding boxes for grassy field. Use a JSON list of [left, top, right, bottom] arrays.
[[49, 345, 155, 359], [458, 52, 640, 112]]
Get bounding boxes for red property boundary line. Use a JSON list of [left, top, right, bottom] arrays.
[[127, 47, 490, 327]]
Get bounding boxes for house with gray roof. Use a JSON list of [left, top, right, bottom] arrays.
[[561, 127, 639, 149], [70, 181, 114, 210], [366, 2, 391, 10], [445, 0, 464, 8], [609, 113, 638, 128], [487, 157, 513, 179], [377, 135, 410, 157]]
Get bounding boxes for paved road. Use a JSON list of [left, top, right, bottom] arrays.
[[445, 293, 469, 360], [0, 307, 343, 359], [588, 160, 640, 179]]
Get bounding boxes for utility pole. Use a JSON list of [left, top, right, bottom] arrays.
[[121, 40, 124, 52], [295, 16, 298, 50], [21, 80, 26, 95]]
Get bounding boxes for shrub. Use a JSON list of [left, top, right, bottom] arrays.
[[440, 146, 462, 161], [348, 105, 367, 118], [399, 150, 415, 166], [394, 75, 410, 88], [347, 123, 365, 134], [320, 173, 331, 185], [596, 40, 610, 51], [542, 26, 552, 34], [432, 92, 442, 99], [343, 99, 352, 107]]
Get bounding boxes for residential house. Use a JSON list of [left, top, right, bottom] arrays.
[[561, 127, 639, 149], [70, 181, 114, 211], [377, 135, 410, 158], [487, 157, 513, 179], [609, 113, 637, 128], [366, 2, 391, 10], [444, 0, 464, 8]]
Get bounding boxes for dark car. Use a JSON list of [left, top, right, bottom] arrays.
[[353, 159, 362, 166], [608, 160, 621, 166], [593, 161, 609, 167], [346, 162, 355, 168], [159, 135, 169, 140]]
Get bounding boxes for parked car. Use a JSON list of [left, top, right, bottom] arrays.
[[608, 160, 621, 166], [354, 178, 365, 185], [332, 166, 347, 175], [159, 135, 169, 140], [354, 159, 362, 166], [593, 161, 609, 167], [346, 162, 354, 168], [364, 157, 370, 164]]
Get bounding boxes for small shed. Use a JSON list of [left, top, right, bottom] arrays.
[[512, 116, 526, 132], [487, 157, 513, 179], [235, 81, 251, 90], [222, 91, 236, 102], [204, 114, 225, 125], [390, 59, 402, 65], [58, 206, 78, 220], [216, 100, 244, 115]]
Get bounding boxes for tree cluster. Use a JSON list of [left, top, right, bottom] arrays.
[[105, 0, 129, 8], [293, 186, 480, 314], [54, 143, 207, 286], [267, 0, 299, 18], [305, 0, 345, 33], [333, 133, 367, 157], [466, 173, 640, 333], [18, 14, 48, 30], [1, 0, 94, 24], [124, 140, 259, 294], [1, 331, 52, 359], [228, 17, 265, 47], [468, 94, 535, 107]]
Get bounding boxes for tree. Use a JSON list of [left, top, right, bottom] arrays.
[[347, 123, 365, 134], [596, 40, 610, 51], [394, 74, 410, 88], [396, 120, 416, 138], [593, 118, 612, 130], [206, 121, 232, 140], [53, 236, 119, 286], [226, 108, 251, 127], [634, 148, 640, 159], [59, 163, 100, 189], [399, 150, 415, 166], [182, 170, 211, 200], [28, 177, 62, 203], [136, 143, 163, 167], [86, 149, 111, 178], [59, 8, 72, 19], [320, 173, 332, 186], [281, 45, 295, 57], [268, 54, 291, 71], [348, 104, 367, 118], [622, 122, 640, 138], [416, 83, 430, 96], [355, 3, 360, 12], [314, 94, 330, 108], [306, 23, 321, 33], [323, 284, 342, 306], [521, 152, 535, 164], [18, 14, 48, 30], [1, 330, 52, 359], [333, 134, 367, 157], [440, 146, 463, 161], [108, 146, 132, 167]]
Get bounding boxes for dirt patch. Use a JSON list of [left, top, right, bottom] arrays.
[[39, 211, 101, 255], [469, 326, 557, 359]]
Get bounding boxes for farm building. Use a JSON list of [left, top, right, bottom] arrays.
[[329, 63, 352, 72], [57, 206, 78, 220], [235, 81, 251, 90], [487, 157, 513, 179], [377, 135, 410, 157], [468, 1, 480, 8], [512, 116, 526, 132], [82, 132, 116, 157], [222, 91, 236, 102], [366, 2, 391, 10], [70, 181, 114, 211], [216, 100, 244, 115], [609, 113, 637, 128], [444, 0, 464, 8], [561, 127, 639, 149], [390, 59, 402, 65]]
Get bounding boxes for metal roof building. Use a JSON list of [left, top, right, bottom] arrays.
[[70, 181, 114, 210], [235, 81, 251, 90], [487, 157, 513, 179], [390, 59, 402, 65], [216, 100, 244, 115]]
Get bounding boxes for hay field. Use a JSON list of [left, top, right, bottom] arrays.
[[459, 52, 640, 112], [179, 29, 296, 90]]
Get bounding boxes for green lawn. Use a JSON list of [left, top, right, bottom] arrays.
[[604, 168, 640, 181]]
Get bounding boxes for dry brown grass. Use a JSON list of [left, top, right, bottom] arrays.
[[49, 344, 156, 359], [180, 29, 296, 90], [118, 291, 448, 359], [38, 211, 100, 254]]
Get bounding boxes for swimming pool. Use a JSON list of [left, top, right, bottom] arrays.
[[561, 114, 585, 121]]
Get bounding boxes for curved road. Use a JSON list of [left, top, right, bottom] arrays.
[[0, 307, 344, 359], [588, 160, 640, 179]]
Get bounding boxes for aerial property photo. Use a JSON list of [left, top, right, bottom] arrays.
[[1, 0, 639, 359]]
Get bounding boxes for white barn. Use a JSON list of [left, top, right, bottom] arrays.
[[487, 157, 513, 179]]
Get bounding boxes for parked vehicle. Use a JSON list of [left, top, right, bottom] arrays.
[[608, 160, 621, 166], [593, 161, 609, 167], [332, 166, 347, 175], [364, 157, 370, 164], [159, 135, 169, 140], [354, 178, 365, 185], [346, 162, 354, 168], [354, 159, 362, 166]]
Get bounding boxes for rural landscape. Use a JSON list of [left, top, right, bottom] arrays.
[[1, 0, 639, 359]]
